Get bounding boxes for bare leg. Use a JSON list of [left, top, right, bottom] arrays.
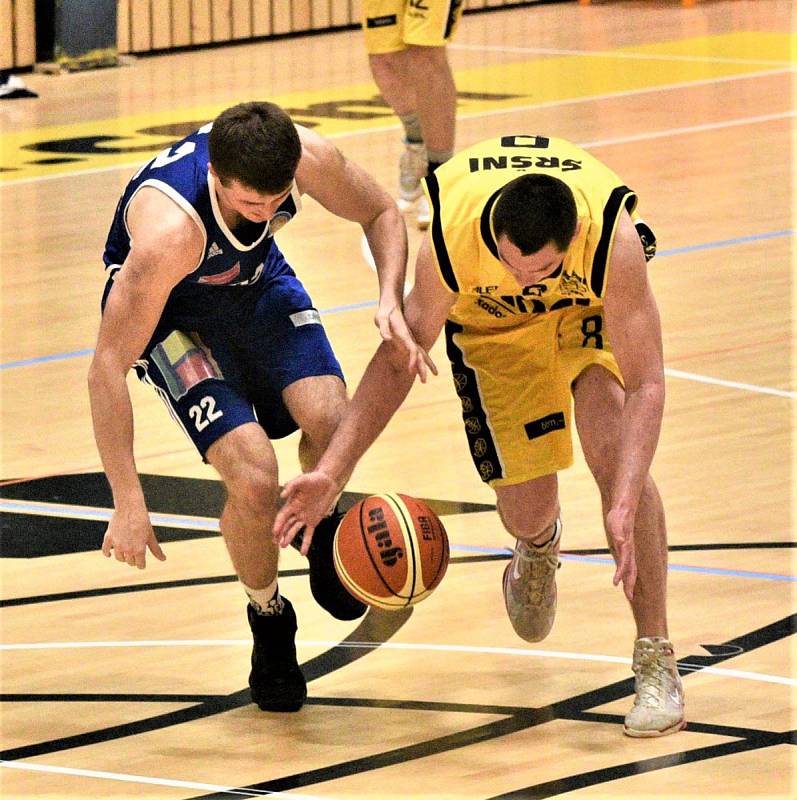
[[206, 421, 280, 590], [573, 365, 669, 638], [495, 474, 562, 642], [369, 46, 456, 155]]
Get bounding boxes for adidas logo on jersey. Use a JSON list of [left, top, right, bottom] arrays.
[[208, 241, 223, 259]]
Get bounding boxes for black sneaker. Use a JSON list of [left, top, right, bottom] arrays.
[[247, 598, 307, 712], [292, 507, 367, 621]]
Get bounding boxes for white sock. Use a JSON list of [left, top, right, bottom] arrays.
[[242, 578, 284, 616]]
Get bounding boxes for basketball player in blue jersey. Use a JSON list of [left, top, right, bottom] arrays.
[[274, 135, 686, 737], [88, 101, 432, 713]]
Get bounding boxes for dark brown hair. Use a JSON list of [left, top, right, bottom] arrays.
[[208, 101, 301, 195], [493, 174, 577, 254]]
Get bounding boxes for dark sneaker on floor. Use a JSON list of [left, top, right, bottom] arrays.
[[247, 598, 307, 712], [292, 507, 367, 621]]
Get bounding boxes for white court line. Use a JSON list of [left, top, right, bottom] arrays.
[[0, 68, 789, 189], [1, 639, 793, 686], [0, 498, 220, 530], [451, 42, 793, 68], [664, 368, 796, 399], [578, 111, 796, 149], [0, 760, 318, 798]]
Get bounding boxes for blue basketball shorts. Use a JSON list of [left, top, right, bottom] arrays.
[[128, 271, 344, 460]]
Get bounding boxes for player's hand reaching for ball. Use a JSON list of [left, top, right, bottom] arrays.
[[274, 470, 340, 555]]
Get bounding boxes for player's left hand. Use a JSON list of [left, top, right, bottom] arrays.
[[273, 470, 340, 555], [375, 304, 438, 383], [605, 506, 637, 601]]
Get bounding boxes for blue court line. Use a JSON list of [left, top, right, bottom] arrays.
[[0, 348, 96, 370], [2, 502, 791, 582], [654, 229, 793, 258], [475, 547, 794, 583], [2, 228, 792, 372]]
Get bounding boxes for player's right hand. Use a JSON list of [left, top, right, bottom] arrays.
[[380, 306, 437, 383], [274, 471, 339, 555], [101, 506, 166, 569]]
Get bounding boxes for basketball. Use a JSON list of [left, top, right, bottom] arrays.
[[333, 494, 450, 610]]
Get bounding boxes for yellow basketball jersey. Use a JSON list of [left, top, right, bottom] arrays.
[[422, 135, 655, 330]]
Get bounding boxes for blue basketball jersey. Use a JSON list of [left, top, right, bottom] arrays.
[[103, 122, 301, 325]]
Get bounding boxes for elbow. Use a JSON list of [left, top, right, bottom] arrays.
[[88, 350, 129, 396]]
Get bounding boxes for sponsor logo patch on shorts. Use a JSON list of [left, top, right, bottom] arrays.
[[150, 330, 222, 400], [367, 14, 398, 28], [524, 412, 566, 440], [289, 309, 321, 327]]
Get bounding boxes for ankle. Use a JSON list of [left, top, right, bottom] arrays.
[[242, 579, 284, 616]]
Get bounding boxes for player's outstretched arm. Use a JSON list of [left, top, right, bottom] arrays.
[[294, 126, 432, 379], [88, 189, 201, 568], [602, 211, 666, 600], [274, 237, 455, 553]]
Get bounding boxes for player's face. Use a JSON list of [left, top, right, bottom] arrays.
[[496, 235, 568, 286], [213, 171, 293, 223]]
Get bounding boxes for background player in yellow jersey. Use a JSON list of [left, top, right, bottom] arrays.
[[362, 0, 464, 228], [273, 135, 686, 738]]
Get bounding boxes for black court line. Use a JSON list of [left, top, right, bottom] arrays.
[[2, 540, 790, 608], [179, 614, 795, 799], [487, 732, 794, 799], [0, 608, 412, 762]]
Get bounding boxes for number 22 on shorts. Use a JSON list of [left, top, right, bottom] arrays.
[[189, 395, 224, 431]]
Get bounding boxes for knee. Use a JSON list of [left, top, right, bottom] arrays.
[[300, 395, 347, 448], [406, 45, 449, 73], [225, 461, 279, 517], [496, 479, 560, 542]]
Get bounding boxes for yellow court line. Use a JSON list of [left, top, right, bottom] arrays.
[[0, 32, 791, 184]]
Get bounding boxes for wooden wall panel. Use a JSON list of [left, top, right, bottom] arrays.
[[350, 0, 361, 25], [0, 0, 14, 69], [293, 0, 312, 31], [252, 0, 272, 36], [129, 0, 152, 52], [172, 0, 192, 45], [151, 0, 173, 49], [310, 0, 331, 29], [13, 0, 36, 67], [116, 0, 131, 53], [211, 0, 232, 42], [272, 0, 292, 34], [330, 0, 351, 27], [231, 0, 252, 39], [192, 0, 213, 44]]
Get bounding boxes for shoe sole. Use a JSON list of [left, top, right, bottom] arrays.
[[254, 696, 306, 712], [623, 718, 687, 738]]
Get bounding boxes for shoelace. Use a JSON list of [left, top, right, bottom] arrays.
[[514, 545, 559, 606], [633, 647, 676, 707]]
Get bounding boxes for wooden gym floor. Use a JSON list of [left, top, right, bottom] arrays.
[[0, 1, 794, 797]]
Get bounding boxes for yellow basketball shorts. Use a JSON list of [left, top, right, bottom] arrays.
[[444, 304, 623, 487], [363, 0, 465, 54]]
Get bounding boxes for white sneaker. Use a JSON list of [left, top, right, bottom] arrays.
[[502, 519, 561, 642], [624, 637, 686, 737], [416, 195, 431, 230], [398, 141, 426, 209]]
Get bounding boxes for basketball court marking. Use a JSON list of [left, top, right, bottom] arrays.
[[0, 31, 790, 183], [0, 760, 318, 798], [1, 639, 793, 687], [450, 42, 792, 68], [2, 493, 793, 584]]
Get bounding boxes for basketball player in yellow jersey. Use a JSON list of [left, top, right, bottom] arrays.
[[274, 135, 686, 738], [363, 0, 464, 228]]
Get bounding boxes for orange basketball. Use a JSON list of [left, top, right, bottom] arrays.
[[333, 494, 449, 610]]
